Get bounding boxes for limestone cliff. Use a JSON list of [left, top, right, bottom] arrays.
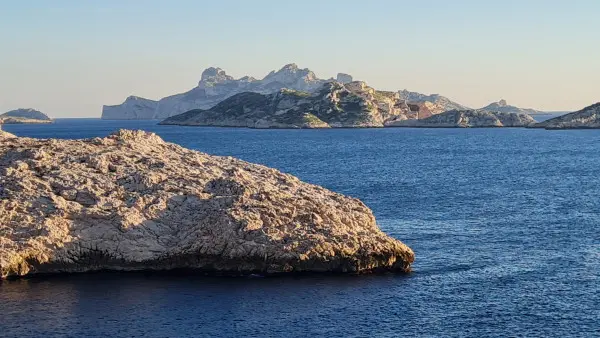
[[0, 130, 414, 278], [529, 103, 600, 129], [160, 81, 419, 128], [387, 109, 536, 128]]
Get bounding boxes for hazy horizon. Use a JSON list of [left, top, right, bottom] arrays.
[[1, 0, 599, 118]]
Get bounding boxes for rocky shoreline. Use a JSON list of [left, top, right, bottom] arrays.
[[0, 117, 53, 124], [0, 129, 414, 279]]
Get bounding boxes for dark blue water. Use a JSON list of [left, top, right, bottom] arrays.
[[1, 119, 599, 337]]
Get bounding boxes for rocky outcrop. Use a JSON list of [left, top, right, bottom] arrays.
[[160, 81, 422, 128], [479, 99, 543, 115], [0, 109, 52, 124], [0, 130, 414, 279], [387, 110, 536, 128], [398, 90, 470, 115], [529, 103, 600, 129]]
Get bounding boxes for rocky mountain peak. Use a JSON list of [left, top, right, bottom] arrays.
[[201, 67, 226, 79], [199, 67, 234, 87], [126, 95, 150, 101], [336, 73, 353, 84], [281, 63, 299, 71], [239, 76, 257, 82], [498, 99, 507, 107], [263, 63, 316, 83]]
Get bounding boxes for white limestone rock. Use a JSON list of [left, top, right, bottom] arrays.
[[336, 73, 353, 84], [102, 96, 158, 120], [0, 130, 414, 278]]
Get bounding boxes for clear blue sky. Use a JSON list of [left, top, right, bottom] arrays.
[[1, 0, 599, 117]]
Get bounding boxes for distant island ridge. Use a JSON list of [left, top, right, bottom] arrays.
[[160, 81, 537, 129], [0, 108, 53, 124], [101, 63, 550, 123], [5, 64, 594, 129]]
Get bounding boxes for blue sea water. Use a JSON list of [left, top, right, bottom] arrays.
[[1, 119, 599, 337]]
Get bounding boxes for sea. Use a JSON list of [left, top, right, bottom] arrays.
[[1, 119, 598, 337]]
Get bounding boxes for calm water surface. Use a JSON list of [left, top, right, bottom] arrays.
[[1, 119, 599, 337]]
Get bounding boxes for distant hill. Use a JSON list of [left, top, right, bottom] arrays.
[[0, 109, 52, 124], [1, 108, 51, 121], [479, 99, 543, 115]]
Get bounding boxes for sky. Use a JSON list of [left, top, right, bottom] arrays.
[[1, 0, 599, 118]]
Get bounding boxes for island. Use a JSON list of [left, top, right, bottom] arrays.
[[160, 81, 417, 128], [529, 102, 600, 129], [0, 129, 414, 279], [160, 81, 536, 129], [386, 109, 536, 128], [103, 63, 466, 120], [0, 108, 53, 124]]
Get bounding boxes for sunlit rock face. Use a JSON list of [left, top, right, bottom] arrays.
[[0, 130, 414, 279]]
